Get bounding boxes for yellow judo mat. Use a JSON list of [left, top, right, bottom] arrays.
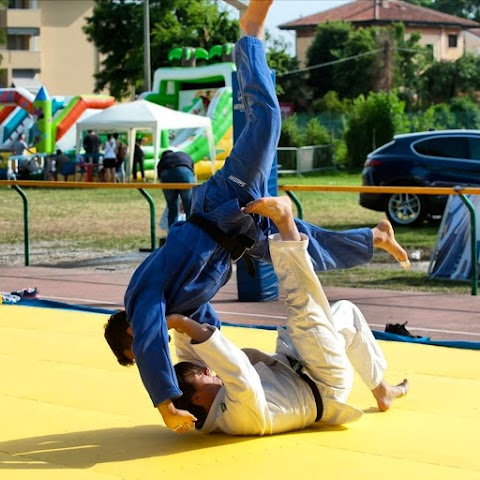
[[1, 304, 479, 480]]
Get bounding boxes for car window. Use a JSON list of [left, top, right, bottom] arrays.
[[469, 137, 480, 160], [414, 137, 470, 159]]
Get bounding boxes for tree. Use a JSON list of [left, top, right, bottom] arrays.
[[305, 21, 352, 99], [83, 0, 238, 99], [421, 54, 480, 104], [306, 22, 428, 103], [0, 0, 7, 66], [344, 92, 407, 168], [406, 0, 480, 22], [312, 91, 351, 114], [265, 33, 302, 105]]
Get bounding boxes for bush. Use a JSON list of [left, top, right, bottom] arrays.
[[344, 91, 407, 168], [409, 96, 480, 131], [279, 115, 304, 147], [303, 118, 330, 145], [449, 96, 480, 129], [279, 115, 331, 147], [312, 91, 351, 114]]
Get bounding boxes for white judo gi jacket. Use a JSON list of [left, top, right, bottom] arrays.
[[175, 328, 362, 436]]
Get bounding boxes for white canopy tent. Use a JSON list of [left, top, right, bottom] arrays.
[[75, 99, 216, 181]]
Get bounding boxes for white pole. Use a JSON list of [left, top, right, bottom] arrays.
[[143, 0, 152, 92]]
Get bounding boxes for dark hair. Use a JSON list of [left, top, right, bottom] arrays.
[[173, 362, 209, 429], [113, 132, 119, 139], [161, 149, 173, 159], [104, 310, 134, 366]]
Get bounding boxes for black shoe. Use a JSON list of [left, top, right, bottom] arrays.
[[385, 321, 422, 338], [11, 287, 39, 299]]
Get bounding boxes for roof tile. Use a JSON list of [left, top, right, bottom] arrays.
[[279, 0, 480, 29]]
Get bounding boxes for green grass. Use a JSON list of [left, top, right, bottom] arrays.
[[319, 265, 470, 294], [278, 170, 439, 250], [0, 172, 473, 294]]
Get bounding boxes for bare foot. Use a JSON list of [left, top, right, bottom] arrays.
[[372, 220, 410, 270], [372, 378, 409, 412], [244, 196, 292, 221], [243, 196, 301, 241], [239, 0, 274, 39]]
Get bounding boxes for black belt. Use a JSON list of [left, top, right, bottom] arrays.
[[187, 213, 257, 277], [287, 356, 323, 422]]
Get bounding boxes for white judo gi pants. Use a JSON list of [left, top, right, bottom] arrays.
[[269, 234, 387, 403]]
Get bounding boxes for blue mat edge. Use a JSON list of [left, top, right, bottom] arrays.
[[5, 298, 480, 351]]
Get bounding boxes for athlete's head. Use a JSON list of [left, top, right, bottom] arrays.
[[104, 310, 134, 366]]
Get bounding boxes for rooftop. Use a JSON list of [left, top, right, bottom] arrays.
[[279, 0, 480, 30]]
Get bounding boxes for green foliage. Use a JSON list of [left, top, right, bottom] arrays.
[[312, 91, 351, 114], [426, 104, 454, 130], [344, 91, 407, 168], [421, 60, 460, 104], [455, 54, 480, 95], [306, 21, 352, 98], [333, 139, 349, 168], [279, 115, 330, 147], [413, 97, 480, 130], [303, 118, 330, 146], [150, 1, 238, 66], [0, 0, 6, 56], [332, 26, 379, 98], [84, 0, 238, 99], [405, 0, 480, 22], [306, 21, 429, 102], [279, 115, 304, 147], [421, 54, 480, 105], [265, 34, 301, 100], [391, 25, 431, 110]]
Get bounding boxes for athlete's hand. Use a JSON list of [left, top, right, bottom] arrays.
[[158, 400, 197, 434], [166, 314, 214, 343], [166, 313, 188, 332]]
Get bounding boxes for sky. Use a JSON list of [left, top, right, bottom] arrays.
[[223, 0, 351, 54]]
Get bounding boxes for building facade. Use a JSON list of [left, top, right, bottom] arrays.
[[0, 0, 100, 96], [279, 0, 480, 67], [465, 28, 480, 56]]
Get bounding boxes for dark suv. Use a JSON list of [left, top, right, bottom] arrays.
[[359, 130, 480, 226]]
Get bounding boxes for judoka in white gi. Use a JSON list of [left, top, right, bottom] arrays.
[[168, 196, 409, 435]]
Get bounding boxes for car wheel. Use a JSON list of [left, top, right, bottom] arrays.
[[385, 193, 426, 226]]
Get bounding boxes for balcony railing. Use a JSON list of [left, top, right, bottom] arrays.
[[0, 49, 41, 69], [0, 8, 41, 29]]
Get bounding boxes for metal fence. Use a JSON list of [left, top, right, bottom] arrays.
[[277, 145, 335, 175]]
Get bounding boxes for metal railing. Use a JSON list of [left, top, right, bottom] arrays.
[[277, 145, 335, 174], [1, 180, 479, 295]]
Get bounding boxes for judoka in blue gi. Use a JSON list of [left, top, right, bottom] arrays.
[[104, 0, 410, 434]]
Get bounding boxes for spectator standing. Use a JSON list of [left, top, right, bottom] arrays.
[[157, 150, 196, 228], [81, 129, 100, 181], [132, 136, 146, 182], [12, 133, 34, 156], [54, 149, 73, 181], [102, 133, 117, 182], [113, 132, 127, 182], [82, 129, 100, 163], [45, 149, 69, 181], [17, 155, 41, 179]]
